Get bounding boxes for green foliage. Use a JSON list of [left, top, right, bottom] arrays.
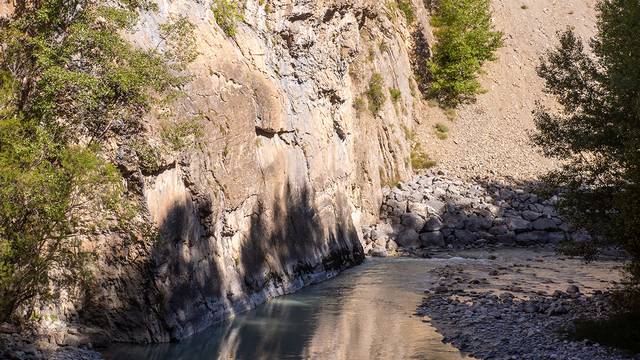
[[443, 107, 457, 121], [0, 0, 198, 322], [160, 117, 205, 151], [426, 0, 503, 107], [0, 117, 123, 321], [353, 96, 366, 114], [410, 143, 437, 170], [159, 15, 199, 67], [435, 122, 449, 133], [367, 73, 387, 115], [389, 88, 402, 103], [533, 0, 640, 286], [435, 122, 449, 140], [212, 0, 244, 37], [396, 0, 416, 24], [568, 312, 640, 354]]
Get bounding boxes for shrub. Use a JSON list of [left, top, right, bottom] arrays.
[[426, 0, 503, 106], [444, 107, 457, 121], [367, 73, 387, 115], [568, 312, 640, 354], [397, 0, 416, 24], [410, 143, 437, 170], [353, 96, 366, 114], [389, 88, 402, 103], [212, 0, 244, 37], [435, 122, 449, 133], [435, 122, 449, 140], [161, 117, 205, 151]]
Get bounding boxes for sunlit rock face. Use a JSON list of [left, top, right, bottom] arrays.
[[43, 0, 431, 343]]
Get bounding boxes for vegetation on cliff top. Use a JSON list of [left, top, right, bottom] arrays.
[[425, 0, 503, 107], [0, 0, 197, 322]]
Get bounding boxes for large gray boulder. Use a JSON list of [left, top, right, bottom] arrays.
[[423, 217, 444, 232], [426, 200, 447, 215], [454, 230, 478, 244], [532, 217, 558, 231], [506, 217, 531, 232], [396, 229, 421, 249], [420, 231, 445, 247], [401, 213, 426, 232]]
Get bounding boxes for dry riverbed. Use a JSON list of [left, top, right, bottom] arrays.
[[417, 247, 638, 360]]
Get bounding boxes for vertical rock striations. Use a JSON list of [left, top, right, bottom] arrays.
[[42, 0, 433, 344]]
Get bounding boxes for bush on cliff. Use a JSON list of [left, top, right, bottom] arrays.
[[425, 0, 503, 107], [367, 73, 387, 115], [212, 0, 244, 37], [0, 0, 197, 322]]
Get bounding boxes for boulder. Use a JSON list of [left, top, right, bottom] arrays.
[[420, 231, 445, 247], [465, 215, 492, 231], [515, 231, 549, 244], [443, 213, 466, 229], [408, 202, 429, 218], [401, 213, 426, 232], [506, 217, 531, 232], [423, 217, 444, 232], [489, 225, 509, 236], [425, 200, 446, 215], [495, 233, 516, 245], [370, 246, 388, 257], [454, 230, 478, 244], [532, 217, 558, 231], [386, 239, 398, 252], [546, 232, 566, 243], [396, 229, 420, 249], [522, 210, 542, 221]]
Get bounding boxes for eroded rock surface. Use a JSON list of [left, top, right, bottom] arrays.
[[24, 0, 434, 347]]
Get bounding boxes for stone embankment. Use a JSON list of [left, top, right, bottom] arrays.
[[362, 171, 590, 257], [0, 326, 102, 360]]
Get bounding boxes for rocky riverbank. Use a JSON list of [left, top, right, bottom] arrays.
[[416, 249, 636, 360], [0, 329, 102, 360], [362, 171, 590, 257]]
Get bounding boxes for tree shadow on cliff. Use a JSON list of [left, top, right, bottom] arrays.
[[410, 27, 432, 96], [240, 180, 363, 293], [234, 180, 364, 356], [79, 196, 225, 346]]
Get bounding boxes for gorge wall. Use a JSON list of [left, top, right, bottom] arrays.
[[36, 0, 435, 345]]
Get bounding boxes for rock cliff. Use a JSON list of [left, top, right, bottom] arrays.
[[39, 0, 433, 345]]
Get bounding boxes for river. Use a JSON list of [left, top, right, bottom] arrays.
[[102, 257, 471, 360]]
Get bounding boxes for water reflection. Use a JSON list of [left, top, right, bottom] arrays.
[[103, 258, 469, 360]]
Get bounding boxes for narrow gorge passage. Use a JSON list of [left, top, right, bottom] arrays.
[[101, 249, 623, 360], [102, 258, 470, 360], [1, 0, 638, 358]]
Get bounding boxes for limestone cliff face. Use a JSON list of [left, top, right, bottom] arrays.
[[63, 0, 429, 344]]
